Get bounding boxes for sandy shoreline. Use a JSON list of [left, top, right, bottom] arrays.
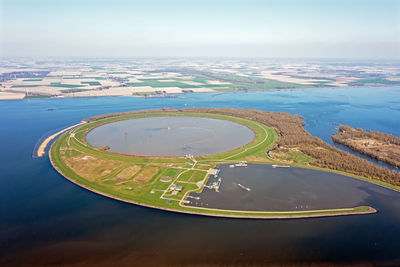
[[36, 121, 86, 157]]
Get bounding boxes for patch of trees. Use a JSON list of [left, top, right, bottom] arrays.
[[332, 125, 400, 168], [300, 145, 399, 185], [0, 71, 49, 82], [335, 125, 400, 145]]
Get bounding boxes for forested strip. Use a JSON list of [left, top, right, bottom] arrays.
[[332, 125, 400, 168]]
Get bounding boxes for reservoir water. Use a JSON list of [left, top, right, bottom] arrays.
[[188, 164, 375, 211], [86, 116, 254, 157], [1, 86, 400, 266]]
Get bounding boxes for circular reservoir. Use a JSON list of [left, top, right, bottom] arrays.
[[86, 116, 255, 157]]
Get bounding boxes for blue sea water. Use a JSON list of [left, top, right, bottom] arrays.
[[0, 86, 400, 266]]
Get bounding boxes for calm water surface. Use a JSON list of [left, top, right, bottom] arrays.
[[188, 164, 375, 211], [1, 86, 400, 266], [87, 116, 254, 156]]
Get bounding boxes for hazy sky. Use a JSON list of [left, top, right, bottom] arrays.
[[1, 0, 399, 58]]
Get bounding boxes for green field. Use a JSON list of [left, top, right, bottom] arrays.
[[50, 82, 85, 88], [24, 94, 52, 99], [349, 78, 400, 85], [49, 111, 376, 219], [81, 81, 102, 86], [22, 78, 43, 81], [12, 85, 41, 88]]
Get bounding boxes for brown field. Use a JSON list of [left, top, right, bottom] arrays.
[[64, 154, 125, 181], [117, 165, 142, 179], [269, 150, 292, 163], [134, 166, 159, 182], [244, 155, 271, 163]]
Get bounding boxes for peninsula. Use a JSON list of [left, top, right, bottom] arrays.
[[44, 108, 387, 219]]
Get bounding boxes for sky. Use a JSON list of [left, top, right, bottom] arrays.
[[1, 0, 399, 59]]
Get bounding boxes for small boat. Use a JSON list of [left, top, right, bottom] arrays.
[[47, 108, 56, 111], [272, 164, 290, 168], [238, 183, 251, 191], [235, 163, 247, 167]]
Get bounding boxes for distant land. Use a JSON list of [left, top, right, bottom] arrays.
[[1, 58, 400, 100]]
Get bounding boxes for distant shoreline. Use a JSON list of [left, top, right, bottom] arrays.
[[3, 84, 400, 101]]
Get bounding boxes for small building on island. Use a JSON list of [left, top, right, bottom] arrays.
[[170, 184, 183, 192]]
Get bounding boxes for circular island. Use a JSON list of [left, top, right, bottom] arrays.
[[49, 109, 376, 219]]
